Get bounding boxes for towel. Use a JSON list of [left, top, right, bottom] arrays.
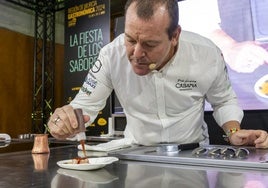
[[78, 138, 133, 152]]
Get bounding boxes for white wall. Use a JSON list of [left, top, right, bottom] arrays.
[[0, 1, 64, 44]]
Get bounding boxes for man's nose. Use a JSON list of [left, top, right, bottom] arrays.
[[133, 43, 145, 58]]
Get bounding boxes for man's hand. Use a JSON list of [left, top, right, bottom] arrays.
[[229, 129, 268, 148], [47, 105, 90, 140]]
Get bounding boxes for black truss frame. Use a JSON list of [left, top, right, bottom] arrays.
[[5, 0, 68, 133]]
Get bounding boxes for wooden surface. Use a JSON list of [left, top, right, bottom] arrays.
[[0, 28, 64, 138]]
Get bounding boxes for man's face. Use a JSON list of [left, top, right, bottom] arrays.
[[124, 3, 180, 76]]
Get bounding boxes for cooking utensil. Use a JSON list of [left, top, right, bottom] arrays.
[[156, 143, 200, 153]]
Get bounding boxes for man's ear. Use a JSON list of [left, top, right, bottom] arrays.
[[171, 25, 181, 45]]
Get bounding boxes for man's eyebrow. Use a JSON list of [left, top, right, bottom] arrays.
[[125, 33, 160, 44], [125, 33, 134, 39]]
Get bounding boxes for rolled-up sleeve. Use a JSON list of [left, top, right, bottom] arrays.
[[205, 48, 244, 126]]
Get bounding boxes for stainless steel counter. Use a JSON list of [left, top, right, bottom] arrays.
[[1, 141, 268, 188], [109, 145, 268, 170]]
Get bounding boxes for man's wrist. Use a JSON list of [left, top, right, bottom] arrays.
[[223, 128, 240, 142], [226, 128, 240, 137]]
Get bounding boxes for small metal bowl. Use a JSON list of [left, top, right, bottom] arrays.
[[156, 144, 179, 153]]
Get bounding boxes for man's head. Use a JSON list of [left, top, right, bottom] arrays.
[[125, 0, 179, 40], [124, 0, 181, 75]]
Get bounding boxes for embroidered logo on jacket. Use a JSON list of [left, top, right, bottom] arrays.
[[91, 59, 102, 73], [85, 74, 97, 89], [81, 73, 98, 96], [81, 86, 92, 95], [175, 79, 197, 91]]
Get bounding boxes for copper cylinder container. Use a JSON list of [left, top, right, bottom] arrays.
[[32, 134, 50, 154]]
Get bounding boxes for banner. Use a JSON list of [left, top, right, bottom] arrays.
[[64, 0, 111, 136]]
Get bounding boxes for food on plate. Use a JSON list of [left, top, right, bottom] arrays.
[[65, 157, 90, 164], [254, 75, 268, 98], [258, 80, 268, 96]]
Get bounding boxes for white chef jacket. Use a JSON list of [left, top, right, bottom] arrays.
[[71, 31, 243, 146]]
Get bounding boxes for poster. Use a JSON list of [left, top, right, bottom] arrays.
[[64, 0, 111, 135]]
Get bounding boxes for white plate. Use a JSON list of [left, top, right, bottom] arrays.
[[254, 74, 268, 98], [57, 157, 119, 171], [0, 133, 11, 142]]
